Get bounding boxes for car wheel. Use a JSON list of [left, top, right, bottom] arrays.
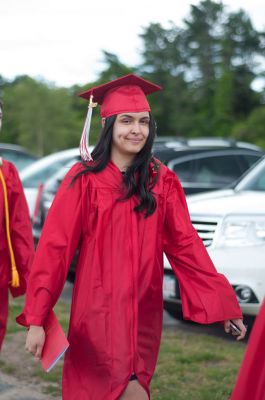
[[163, 301, 184, 320]]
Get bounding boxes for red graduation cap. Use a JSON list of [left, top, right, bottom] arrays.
[[78, 74, 162, 161]]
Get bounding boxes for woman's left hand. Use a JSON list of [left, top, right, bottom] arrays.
[[224, 319, 247, 341]]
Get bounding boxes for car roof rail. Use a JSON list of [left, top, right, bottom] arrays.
[[186, 137, 237, 147], [154, 136, 263, 151]]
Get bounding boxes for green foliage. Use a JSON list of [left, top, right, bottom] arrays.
[[1, 76, 80, 155], [213, 68, 235, 136], [232, 106, 265, 148], [138, 0, 264, 139], [151, 329, 245, 400], [0, 0, 265, 153], [138, 23, 195, 136], [98, 51, 133, 82]]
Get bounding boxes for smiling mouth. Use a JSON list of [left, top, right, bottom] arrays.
[[126, 138, 142, 144]]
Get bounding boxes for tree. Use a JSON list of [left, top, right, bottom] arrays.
[[211, 8, 263, 135], [2, 76, 79, 155], [97, 51, 133, 83], [232, 106, 265, 148], [139, 23, 195, 136], [138, 0, 265, 138], [1, 1, 265, 154]]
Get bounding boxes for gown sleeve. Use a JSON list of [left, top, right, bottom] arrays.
[[163, 170, 242, 324], [5, 162, 35, 297], [17, 163, 84, 327]]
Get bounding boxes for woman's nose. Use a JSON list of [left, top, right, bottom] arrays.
[[131, 122, 141, 134]]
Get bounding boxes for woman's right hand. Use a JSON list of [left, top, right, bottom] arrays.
[[25, 325, 45, 359]]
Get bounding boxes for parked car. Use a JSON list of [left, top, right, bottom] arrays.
[[32, 159, 78, 244], [32, 138, 264, 226], [154, 140, 264, 195], [0, 143, 38, 171], [163, 156, 265, 320], [32, 139, 264, 285], [20, 148, 86, 218], [26, 138, 264, 216], [153, 136, 263, 151]]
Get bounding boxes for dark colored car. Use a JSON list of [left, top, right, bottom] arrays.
[[32, 138, 264, 282], [0, 143, 38, 171], [154, 145, 263, 195]]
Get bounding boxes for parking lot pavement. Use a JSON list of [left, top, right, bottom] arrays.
[[0, 371, 53, 400]]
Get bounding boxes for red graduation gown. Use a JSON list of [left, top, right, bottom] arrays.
[[231, 300, 265, 400], [0, 160, 34, 349], [17, 161, 242, 400]]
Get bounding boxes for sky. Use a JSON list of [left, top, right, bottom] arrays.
[[1, 0, 265, 87]]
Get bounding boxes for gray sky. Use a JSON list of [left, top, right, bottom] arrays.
[[1, 0, 264, 87]]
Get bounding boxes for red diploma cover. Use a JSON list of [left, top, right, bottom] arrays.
[[41, 311, 69, 372]]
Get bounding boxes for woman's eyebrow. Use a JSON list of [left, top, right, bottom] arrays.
[[118, 114, 150, 121], [119, 114, 133, 118]]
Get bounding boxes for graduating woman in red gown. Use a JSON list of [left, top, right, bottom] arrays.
[[231, 300, 265, 400], [0, 100, 34, 350], [17, 75, 246, 400]]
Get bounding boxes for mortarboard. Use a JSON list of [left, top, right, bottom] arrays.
[[78, 74, 162, 161]]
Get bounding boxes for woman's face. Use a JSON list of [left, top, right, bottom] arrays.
[[111, 111, 150, 157]]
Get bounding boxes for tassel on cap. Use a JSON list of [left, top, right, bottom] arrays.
[[78, 74, 162, 159], [80, 95, 97, 162]]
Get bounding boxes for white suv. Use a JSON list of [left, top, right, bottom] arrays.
[[163, 157, 265, 318]]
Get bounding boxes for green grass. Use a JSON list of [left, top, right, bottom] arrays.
[[33, 368, 62, 383], [6, 298, 25, 334], [0, 359, 16, 375], [3, 298, 246, 399], [42, 384, 61, 396], [7, 295, 70, 334], [151, 329, 245, 400]]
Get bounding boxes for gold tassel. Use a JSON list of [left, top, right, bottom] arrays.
[[0, 168, 20, 287], [11, 266, 20, 287]]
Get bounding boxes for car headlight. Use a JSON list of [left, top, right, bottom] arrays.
[[232, 285, 259, 303], [215, 215, 265, 248]]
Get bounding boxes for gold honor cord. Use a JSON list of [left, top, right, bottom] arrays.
[[0, 169, 20, 287]]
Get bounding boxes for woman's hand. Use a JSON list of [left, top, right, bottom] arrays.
[[25, 325, 45, 359], [224, 319, 247, 341]]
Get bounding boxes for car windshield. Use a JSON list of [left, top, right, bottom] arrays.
[[235, 158, 265, 192], [22, 156, 80, 188], [0, 149, 37, 171]]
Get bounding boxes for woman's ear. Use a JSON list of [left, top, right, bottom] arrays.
[[101, 118, 105, 128]]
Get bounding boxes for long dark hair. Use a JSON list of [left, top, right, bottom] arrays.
[[73, 113, 160, 217]]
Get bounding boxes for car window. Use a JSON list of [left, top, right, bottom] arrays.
[[255, 175, 265, 190], [241, 154, 262, 169], [171, 160, 194, 182], [194, 155, 241, 185], [0, 149, 36, 171], [22, 156, 79, 188], [241, 173, 265, 191], [236, 161, 265, 191]]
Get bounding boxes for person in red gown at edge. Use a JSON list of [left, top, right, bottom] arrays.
[[0, 100, 34, 351], [17, 74, 246, 400], [231, 299, 265, 400]]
